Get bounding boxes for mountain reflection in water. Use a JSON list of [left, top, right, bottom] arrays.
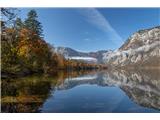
[[1, 69, 160, 113]]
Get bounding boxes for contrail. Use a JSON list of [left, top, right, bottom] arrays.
[[78, 8, 125, 48]]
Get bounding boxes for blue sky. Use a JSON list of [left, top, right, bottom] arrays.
[[19, 8, 160, 52]]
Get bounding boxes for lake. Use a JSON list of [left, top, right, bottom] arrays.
[[1, 69, 160, 113]]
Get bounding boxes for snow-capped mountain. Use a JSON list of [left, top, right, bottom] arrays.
[[55, 47, 109, 63], [103, 26, 160, 67]]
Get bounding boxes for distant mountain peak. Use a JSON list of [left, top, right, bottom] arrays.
[[55, 47, 110, 63]]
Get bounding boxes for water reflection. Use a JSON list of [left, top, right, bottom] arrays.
[[1, 74, 56, 112], [1, 69, 160, 112], [102, 69, 160, 111], [1, 71, 97, 112]]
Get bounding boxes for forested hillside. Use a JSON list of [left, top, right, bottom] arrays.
[[1, 8, 106, 78]]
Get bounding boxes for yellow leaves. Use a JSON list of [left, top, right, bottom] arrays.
[[16, 29, 51, 70], [17, 44, 29, 58], [17, 35, 31, 58]]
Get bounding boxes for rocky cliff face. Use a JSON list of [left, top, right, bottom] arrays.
[[103, 26, 160, 67]]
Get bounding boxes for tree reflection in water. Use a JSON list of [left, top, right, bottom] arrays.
[[1, 69, 160, 112], [1, 70, 97, 112]]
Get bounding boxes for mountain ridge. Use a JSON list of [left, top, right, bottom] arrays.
[[55, 26, 160, 67], [103, 26, 160, 68], [55, 46, 111, 63]]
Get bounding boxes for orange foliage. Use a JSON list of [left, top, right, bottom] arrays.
[[17, 28, 49, 59]]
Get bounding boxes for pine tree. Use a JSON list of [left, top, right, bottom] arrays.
[[24, 9, 43, 39], [15, 18, 23, 30]]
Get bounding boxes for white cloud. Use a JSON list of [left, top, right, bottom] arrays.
[[67, 56, 97, 62], [78, 8, 124, 47]]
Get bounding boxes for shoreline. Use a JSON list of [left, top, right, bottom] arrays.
[[1, 67, 107, 79]]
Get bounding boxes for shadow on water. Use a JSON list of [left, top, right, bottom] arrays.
[[1, 69, 160, 113]]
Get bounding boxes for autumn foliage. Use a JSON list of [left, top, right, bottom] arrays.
[[1, 9, 107, 77]]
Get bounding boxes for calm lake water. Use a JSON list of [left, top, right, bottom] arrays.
[[1, 69, 160, 113]]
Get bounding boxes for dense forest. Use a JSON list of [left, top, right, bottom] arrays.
[[1, 8, 107, 78]]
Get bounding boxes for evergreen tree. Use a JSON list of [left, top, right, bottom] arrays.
[[24, 9, 43, 39], [15, 17, 23, 30]]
